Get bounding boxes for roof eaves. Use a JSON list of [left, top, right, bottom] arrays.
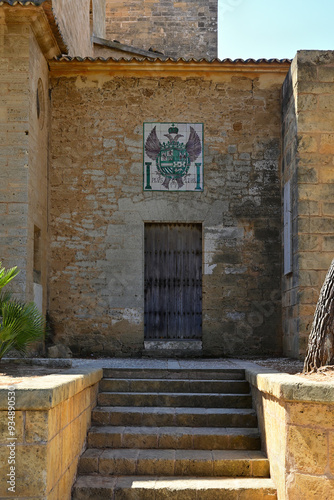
[[0, 0, 47, 6], [54, 55, 292, 64], [0, 0, 68, 55]]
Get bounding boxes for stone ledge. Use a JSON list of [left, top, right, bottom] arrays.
[[0, 364, 103, 410], [239, 361, 334, 403], [144, 340, 202, 351]]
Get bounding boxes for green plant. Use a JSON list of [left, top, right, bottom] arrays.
[[0, 263, 45, 360]]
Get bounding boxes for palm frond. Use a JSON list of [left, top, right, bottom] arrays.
[[0, 263, 45, 360], [0, 299, 45, 359], [0, 263, 19, 290]]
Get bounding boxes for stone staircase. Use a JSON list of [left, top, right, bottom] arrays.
[[72, 367, 277, 499]]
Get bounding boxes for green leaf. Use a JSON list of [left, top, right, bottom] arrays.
[[0, 263, 19, 291], [0, 263, 45, 360]]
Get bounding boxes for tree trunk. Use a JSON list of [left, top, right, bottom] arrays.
[[304, 258, 334, 373]]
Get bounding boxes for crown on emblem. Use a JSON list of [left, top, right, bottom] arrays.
[[168, 123, 179, 134]]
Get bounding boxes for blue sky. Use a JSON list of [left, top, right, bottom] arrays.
[[218, 0, 334, 60]]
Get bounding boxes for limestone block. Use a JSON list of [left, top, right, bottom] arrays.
[[48, 405, 61, 440], [318, 66, 334, 82], [286, 472, 334, 499], [298, 217, 334, 234], [297, 166, 318, 183], [298, 234, 321, 251], [323, 235, 334, 252], [57, 458, 78, 500], [287, 425, 327, 474], [14, 444, 47, 497], [0, 409, 24, 443], [287, 402, 334, 428], [318, 94, 334, 111], [299, 252, 334, 271], [47, 433, 62, 493], [320, 166, 334, 183], [59, 399, 70, 431], [298, 94, 318, 112], [48, 344, 72, 359], [330, 432, 334, 475], [25, 410, 49, 443]]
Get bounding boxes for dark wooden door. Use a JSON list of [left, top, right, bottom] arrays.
[[144, 223, 202, 340]]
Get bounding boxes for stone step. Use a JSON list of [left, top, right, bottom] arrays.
[[78, 448, 270, 478], [97, 391, 253, 408], [87, 426, 261, 450], [92, 406, 258, 428], [102, 368, 246, 380], [99, 377, 250, 394], [73, 475, 277, 499]]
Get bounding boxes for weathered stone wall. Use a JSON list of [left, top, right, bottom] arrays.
[[281, 51, 334, 358], [27, 32, 50, 313], [252, 388, 286, 500], [248, 366, 334, 499], [105, 0, 218, 59], [52, 0, 93, 57], [0, 21, 49, 312], [0, 22, 30, 300], [49, 61, 287, 357], [0, 367, 101, 499]]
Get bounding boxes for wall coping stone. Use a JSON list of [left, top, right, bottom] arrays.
[[238, 360, 334, 404], [0, 362, 103, 410]]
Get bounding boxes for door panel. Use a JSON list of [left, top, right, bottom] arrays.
[[144, 223, 202, 340]]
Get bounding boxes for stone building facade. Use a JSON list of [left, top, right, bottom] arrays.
[[0, 1, 333, 359]]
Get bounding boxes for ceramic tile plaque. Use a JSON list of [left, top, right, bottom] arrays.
[[143, 122, 204, 191]]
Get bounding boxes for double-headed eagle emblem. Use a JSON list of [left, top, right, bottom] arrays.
[[145, 123, 202, 189]]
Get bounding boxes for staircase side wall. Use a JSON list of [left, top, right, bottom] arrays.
[[248, 367, 334, 499], [0, 368, 102, 499]]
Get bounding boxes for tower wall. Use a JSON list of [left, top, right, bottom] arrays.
[[105, 0, 218, 59]]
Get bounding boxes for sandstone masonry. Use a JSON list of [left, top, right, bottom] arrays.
[[282, 51, 334, 358], [49, 60, 287, 357], [105, 0, 218, 59], [1, 2, 334, 361]]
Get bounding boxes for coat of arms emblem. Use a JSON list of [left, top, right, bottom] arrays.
[[143, 123, 203, 191]]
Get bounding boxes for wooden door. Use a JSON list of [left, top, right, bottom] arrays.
[[144, 223, 202, 340]]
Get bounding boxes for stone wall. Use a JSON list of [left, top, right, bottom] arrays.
[[252, 388, 286, 500], [0, 367, 101, 499], [49, 60, 288, 357], [281, 51, 334, 358], [0, 22, 31, 300], [248, 365, 334, 499], [105, 0, 218, 59], [27, 32, 50, 313], [0, 19, 49, 314]]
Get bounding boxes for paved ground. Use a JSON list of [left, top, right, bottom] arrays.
[[71, 358, 244, 370], [2, 356, 333, 382]]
